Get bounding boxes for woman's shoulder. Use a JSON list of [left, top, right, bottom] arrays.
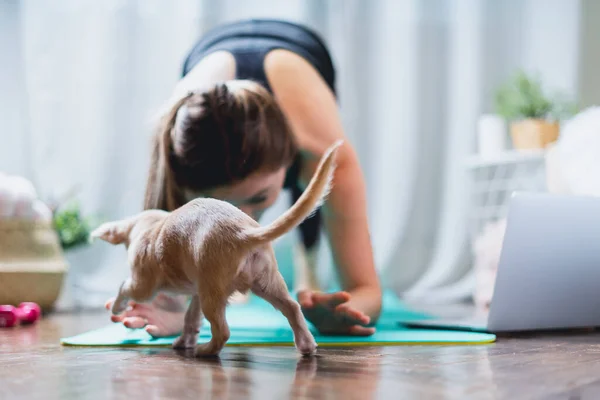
[[265, 50, 350, 187], [264, 49, 329, 93]]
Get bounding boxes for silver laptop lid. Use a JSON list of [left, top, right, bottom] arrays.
[[488, 192, 600, 332]]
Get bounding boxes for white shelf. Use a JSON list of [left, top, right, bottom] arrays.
[[465, 149, 547, 169], [466, 149, 548, 238]]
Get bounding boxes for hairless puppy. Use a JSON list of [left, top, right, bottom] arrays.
[[91, 141, 342, 357]]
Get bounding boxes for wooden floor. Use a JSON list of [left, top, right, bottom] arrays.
[[2, 311, 600, 399]]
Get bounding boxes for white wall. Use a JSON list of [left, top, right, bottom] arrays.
[[578, 0, 600, 107], [0, 2, 31, 178]]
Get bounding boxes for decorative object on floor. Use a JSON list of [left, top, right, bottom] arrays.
[[494, 70, 577, 150], [0, 173, 53, 221], [0, 173, 68, 311], [472, 219, 507, 310], [477, 114, 508, 158], [0, 302, 42, 328], [60, 291, 496, 347]]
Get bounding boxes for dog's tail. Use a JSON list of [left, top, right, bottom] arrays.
[[242, 140, 343, 247]]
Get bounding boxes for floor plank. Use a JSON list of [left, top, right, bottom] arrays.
[[2, 311, 600, 399]]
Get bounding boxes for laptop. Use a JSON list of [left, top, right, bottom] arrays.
[[401, 192, 600, 333]]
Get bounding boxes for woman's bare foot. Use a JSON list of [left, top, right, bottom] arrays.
[[105, 293, 188, 337]]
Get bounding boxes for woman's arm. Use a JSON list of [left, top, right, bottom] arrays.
[[265, 50, 382, 331]]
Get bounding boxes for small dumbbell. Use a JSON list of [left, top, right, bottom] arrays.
[[0, 302, 42, 328]]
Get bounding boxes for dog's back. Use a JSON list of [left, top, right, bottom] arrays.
[[157, 198, 256, 279]]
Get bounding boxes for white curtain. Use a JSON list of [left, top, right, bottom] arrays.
[[0, 0, 584, 308]]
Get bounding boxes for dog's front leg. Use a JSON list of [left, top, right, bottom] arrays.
[[112, 278, 155, 315], [173, 295, 203, 349], [112, 279, 134, 315]]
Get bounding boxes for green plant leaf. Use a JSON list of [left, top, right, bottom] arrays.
[[494, 69, 577, 121], [52, 201, 101, 251]]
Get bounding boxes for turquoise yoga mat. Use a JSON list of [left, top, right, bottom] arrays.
[[61, 291, 496, 347]]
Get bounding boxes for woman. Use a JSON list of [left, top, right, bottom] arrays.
[[108, 19, 381, 336]]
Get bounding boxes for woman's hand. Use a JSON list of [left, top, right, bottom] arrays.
[[297, 290, 376, 336], [105, 293, 187, 337]]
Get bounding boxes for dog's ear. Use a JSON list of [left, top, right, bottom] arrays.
[[90, 219, 133, 245]]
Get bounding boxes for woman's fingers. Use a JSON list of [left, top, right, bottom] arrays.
[[123, 317, 148, 329], [348, 325, 376, 336], [299, 290, 353, 310], [335, 304, 370, 326], [107, 299, 150, 324], [311, 291, 351, 308], [105, 298, 115, 310], [106, 297, 144, 313], [297, 290, 315, 308], [145, 325, 162, 337], [318, 324, 376, 336], [110, 314, 124, 323]]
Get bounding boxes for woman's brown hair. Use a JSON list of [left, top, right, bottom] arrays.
[[143, 81, 298, 211]]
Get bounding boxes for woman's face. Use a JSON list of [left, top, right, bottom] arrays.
[[185, 167, 286, 221]]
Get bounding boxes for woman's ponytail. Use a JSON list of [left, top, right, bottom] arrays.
[[143, 92, 194, 211]]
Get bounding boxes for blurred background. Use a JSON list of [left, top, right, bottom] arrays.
[[1, 0, 598, 310]]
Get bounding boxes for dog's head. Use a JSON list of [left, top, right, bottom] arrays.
[[90, 210, 169, 247]]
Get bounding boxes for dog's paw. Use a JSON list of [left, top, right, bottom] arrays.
[[172, 334, 197, 349], [194, 342, 222, 358], [295, 334, 317, 356]]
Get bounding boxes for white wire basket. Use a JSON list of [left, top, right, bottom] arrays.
[[465, 149, 549, 239], [466, 149, 550, 308]]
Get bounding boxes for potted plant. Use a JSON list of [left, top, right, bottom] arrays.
[[51, 198, 101, 310], [494, 70, 577, 150], [52, 201, 98, 252]]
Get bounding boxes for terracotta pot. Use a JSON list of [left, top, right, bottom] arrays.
[[0, 219, 68, 311], [510, 119, 560, 150]]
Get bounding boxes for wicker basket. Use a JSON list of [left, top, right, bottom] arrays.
[[0, 219, 68, 311], [510, 119, 560, 150]]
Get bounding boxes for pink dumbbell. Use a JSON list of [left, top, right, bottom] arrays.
[[0, 302, 42, 328]]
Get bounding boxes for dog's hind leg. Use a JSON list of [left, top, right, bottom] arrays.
[[252, 268, 317, 356], [173, 295, 202, 349]]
